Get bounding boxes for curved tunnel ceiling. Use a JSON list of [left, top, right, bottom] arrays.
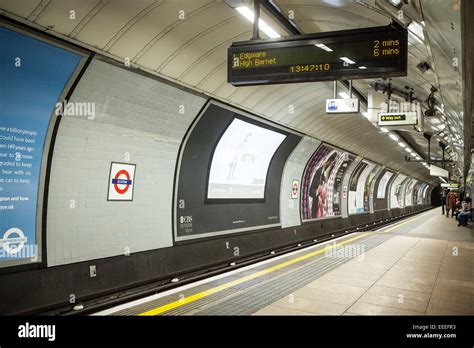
[[0, 0, 464, 184]]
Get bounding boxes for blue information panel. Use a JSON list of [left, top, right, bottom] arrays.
[[0, 27, 82, 264]]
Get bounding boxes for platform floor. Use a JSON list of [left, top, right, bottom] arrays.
[[255, 209, 474, 316], [95, 208, 474, 316]]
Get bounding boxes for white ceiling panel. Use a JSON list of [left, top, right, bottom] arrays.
[[136, 0, 220, 70], [0, 0, 43, 19], [176, 30, 250, 84], [75, 0, 156, 49], [195, 61, 227, 91], [1, 0, 463, 183], [33, 0, 101, 36]]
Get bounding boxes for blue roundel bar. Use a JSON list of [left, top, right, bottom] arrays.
[[112, 179, 132, 185]]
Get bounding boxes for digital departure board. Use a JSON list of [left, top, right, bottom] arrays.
[[228, 25, 408, 86]]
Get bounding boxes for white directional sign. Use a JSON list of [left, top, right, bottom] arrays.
[[326, 98, 359, 114], [441, 183, 459, 189], [377, 112, 417, 126], [430, 165, 449, 178]]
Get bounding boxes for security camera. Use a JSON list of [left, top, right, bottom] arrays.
[[417, 62, 431, 74], [424, 109, 436, 117]]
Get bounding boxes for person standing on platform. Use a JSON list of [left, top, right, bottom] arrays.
[[446, 190, 457, 218], [440, 188, 447, 214]]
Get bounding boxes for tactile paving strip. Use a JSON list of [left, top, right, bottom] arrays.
[[110, 232, 392, 315], [111, 282, 240, 316], [194, 233, 393, 315]]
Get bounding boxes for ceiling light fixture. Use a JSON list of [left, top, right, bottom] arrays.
[[409, 32, 424, 45], [235, 6, 281, 38], [408, 21, 425, 42], [340, 57, 356, 64], [315, 43, 333, 52]]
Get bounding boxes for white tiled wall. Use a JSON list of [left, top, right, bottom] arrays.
[[47, 59, 207, 266]]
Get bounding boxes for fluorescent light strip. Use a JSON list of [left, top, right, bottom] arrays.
[[235, 6, 280, 38], [358, 66, 367, 69], [259, 20, 280, 38], [408, 21, 425, 42], [389, 134, 399, 141], [315, 43, 333, 52], [338, 92, 350, 99], [408, 32, 423, 45], [340, 57, 356, 64]]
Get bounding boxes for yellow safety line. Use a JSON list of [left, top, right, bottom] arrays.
[[139, 232, 370, 316], [378, 209, 435, 234]]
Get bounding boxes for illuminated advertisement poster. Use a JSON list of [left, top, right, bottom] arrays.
[[390, 174, 407, 209], [417, 183, 426, 204], [376, 170, 394, 199], [301, 145, 355, 221], [348, 160, 376, 214], [404, 178, 415, 206], [425, 186, 432, 204], [422, 184, 430, 202], [363, 165, 380, 211], [0, 27, 82, 265], [412, 182, 420, 205], [207, 118, 286, 199]]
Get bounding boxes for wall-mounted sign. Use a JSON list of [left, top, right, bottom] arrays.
[[107, 162, 136, 201], [441, 183, 459, 189], [228, 25, 407, 86], [326, 98, 359, 113], [291, 180, 299, 199], [377, 111, 417, 126], [0, 27, 83, 265], [429, 165, 448, 178]]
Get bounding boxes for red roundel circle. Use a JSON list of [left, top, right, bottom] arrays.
[[114, 169, 131, 194]]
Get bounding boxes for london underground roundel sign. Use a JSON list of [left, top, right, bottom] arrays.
[[108, 162, 136, 201]]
